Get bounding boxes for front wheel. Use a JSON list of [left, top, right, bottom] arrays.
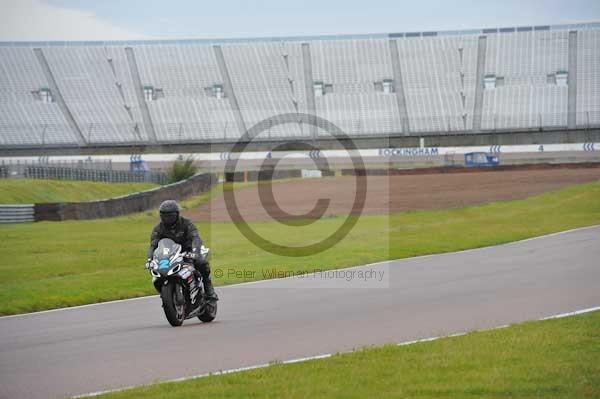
[[161, 282, 185, 326], [198, 301, 217, 323]]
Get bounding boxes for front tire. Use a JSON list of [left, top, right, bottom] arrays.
[[198, 301, 217, 323], [161, 282, 185, 326]]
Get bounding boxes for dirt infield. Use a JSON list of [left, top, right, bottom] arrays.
[[184, 168, 600, 222]]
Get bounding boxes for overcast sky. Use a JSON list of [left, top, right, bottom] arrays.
[[1, 0, 599, 41]]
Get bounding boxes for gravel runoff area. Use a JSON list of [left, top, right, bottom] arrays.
[[184, 167, 600, 222]]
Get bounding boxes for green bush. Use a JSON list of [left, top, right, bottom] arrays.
[[167, 156, 197, 183]]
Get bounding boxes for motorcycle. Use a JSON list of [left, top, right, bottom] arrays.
[[147, 238, 217, 326]]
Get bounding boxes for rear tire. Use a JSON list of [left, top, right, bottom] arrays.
[[198, 301, 217, 323], [161, 282, 185, 326]]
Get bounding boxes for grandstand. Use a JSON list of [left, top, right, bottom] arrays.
[[0, 22, 599, 150]]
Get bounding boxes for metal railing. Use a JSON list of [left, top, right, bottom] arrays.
[[1, 158, 113, 170], [25, 166, 167, 184], [0, 161, 167, 184]]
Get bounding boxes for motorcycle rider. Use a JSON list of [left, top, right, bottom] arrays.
[[146, 200, 218, 301]]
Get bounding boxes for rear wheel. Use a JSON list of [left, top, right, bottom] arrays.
[[161, 282, 185, 326], [198, 301, 217, 323]]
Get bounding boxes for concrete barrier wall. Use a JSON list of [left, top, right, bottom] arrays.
[[35, 173, 217, 221], [340, 161, 600, 176], [2, 127, 600, 157], [224, 169, 303, 182], [3, 127, 600, 157]]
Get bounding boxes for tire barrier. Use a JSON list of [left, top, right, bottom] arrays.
[[0, 204, 35, 224]]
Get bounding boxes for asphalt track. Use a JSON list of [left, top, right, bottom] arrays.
[[1, 226, 599, 399]]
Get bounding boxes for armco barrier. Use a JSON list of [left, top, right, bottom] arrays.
[[0, 204, 35, 224], [34, 173, 217, 221]]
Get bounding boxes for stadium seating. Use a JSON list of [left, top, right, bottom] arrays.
[[0, 48, 78, 146], [0, 22, 598, 147], [482, 30, 569, 130], [222, 42, 303, 138], [135, 44, 238, 141], [396, 36, 478, 133], [43, 47, 149, 144], [577, 29, 600, 127], [311, 39, 402, 136]]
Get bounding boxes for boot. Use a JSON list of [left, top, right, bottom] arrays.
[[203, 276, 218, 301]]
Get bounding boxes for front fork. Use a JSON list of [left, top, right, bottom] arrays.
[[174, 282, 185, 306]]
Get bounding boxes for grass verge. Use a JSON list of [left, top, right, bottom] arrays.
[[97, 310, 600, 399], [0, 181, 599, 315], [0, 179, 157, 203]]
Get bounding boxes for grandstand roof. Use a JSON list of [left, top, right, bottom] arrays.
[[1, 22, 599, 47]]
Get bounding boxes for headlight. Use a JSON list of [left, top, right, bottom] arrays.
[[168, 264, 182, 276], [151, 269, 160, 278]]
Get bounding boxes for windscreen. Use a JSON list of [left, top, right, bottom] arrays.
[[153, 238, 181, 261]]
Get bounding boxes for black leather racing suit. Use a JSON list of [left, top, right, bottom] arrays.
[[147, 216, 211, 280]]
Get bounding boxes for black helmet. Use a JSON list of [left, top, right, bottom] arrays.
[[159, 200, 180, 227]]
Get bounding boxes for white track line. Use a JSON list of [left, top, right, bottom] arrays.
[[540, 306, 600, 320], [3, 224, 599, 320], [73, 305, 600, 398], [0, 294, 159, 319]]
